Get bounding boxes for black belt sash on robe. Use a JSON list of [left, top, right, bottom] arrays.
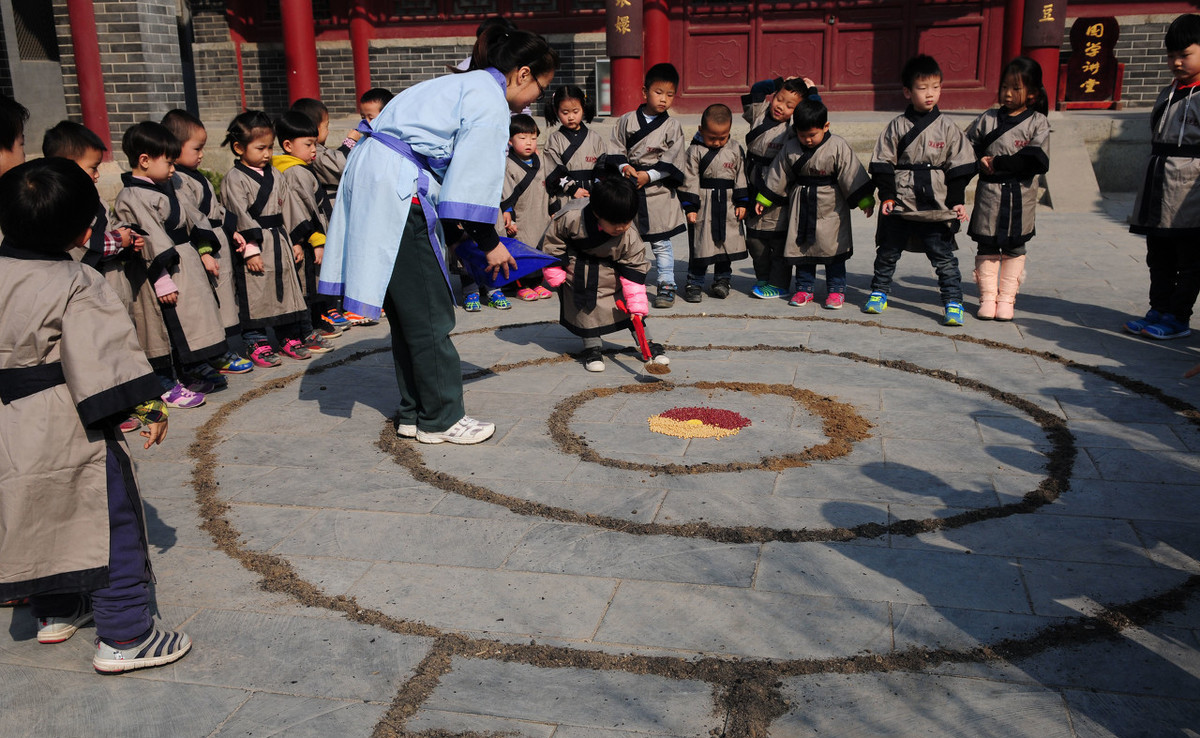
[[0, 362, 65, 404], [236, 162, 286, 300]]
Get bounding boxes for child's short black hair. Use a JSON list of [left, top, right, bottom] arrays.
[[545, 85, 595, 126], [160, 109, 205, 145], [644, 63, 679, 90], [901, 54, 942, 88], [0, 95, 29, 151], [360, 88, 394, 107], [509, 113, 540, 137], [588, 175, 639, 225], [223, 110, 273, 152], [1166, 14, 1200, 53], [0, 157, 99, 252], [42, 120, 107, 159], [779, 77, 811, 97], [275, 110, 319, 143], [121, 121, 181, 169], [792, 99, 828, 131], [701, 104, 732, 130], [290, 97, 329, 127]]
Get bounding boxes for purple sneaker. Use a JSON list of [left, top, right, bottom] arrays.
[[161, 383, 206, 408]]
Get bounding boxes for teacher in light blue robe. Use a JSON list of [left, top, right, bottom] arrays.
[[320, 27, 557, 445]]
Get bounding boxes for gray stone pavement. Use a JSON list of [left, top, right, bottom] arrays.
[[3, 193, 1200, 737]]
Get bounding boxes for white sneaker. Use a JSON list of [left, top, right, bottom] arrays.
[[93, 627, 191, 673], [415, 416, 495, 445], [395, 423, 417, 438], [37, 597, 93, 644]]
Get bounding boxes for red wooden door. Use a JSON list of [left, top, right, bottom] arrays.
[[672, 0, 1003, 112]]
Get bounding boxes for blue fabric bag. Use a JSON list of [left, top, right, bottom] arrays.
[[454, 236, 559, 289]]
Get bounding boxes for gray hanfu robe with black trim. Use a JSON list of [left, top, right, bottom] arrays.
[[312, 141, 351, 201], [173, 166, 241, 335], [762, 132, 873, 263], [115, 174, 227, 367], [678, 134, 750, 266], [869, 106, 976, 223], [742, 101, 792, 238], [70, 201, 136, 314], [1130, 82, 1200, 237], [219, 163, 307, 328], [494, 150, 549, 244], [965, 108, 1050, 248], [539, 200, 649, 337], [543, 125, 606, 214], [0, 244, 162, 601], [607, 107, 687, 242], [275, 157, 332, 298]]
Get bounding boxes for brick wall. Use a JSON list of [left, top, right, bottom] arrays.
[[0, 10, 13, 99], [1061, 15, 1179, 108], [52, 0, 188, 151]]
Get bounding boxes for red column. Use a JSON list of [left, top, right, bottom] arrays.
[[349, 0, 373, 107], [612, 57, 644, 115], [1021, 0, 1067, 109], [65, 0, 112, 160], [608, 0, 644, 115], [1003, 0, 1025, 63], [644, 0, 669, 69], [280, 0, 321, 103]]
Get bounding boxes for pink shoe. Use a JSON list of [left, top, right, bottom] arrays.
[[161, 383, 205, 408], [279, 338, 311, 360], [249, 343, 281, 367], [534, 285, 553, 299], [516, 287, 538, 301], [823, 293, 845, 310], [788, 291, 815, 306]]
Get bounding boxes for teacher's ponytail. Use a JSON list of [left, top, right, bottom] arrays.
[[472, 24, 558, 79]]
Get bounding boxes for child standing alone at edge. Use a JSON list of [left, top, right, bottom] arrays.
[[540, 175, 670, 372], [756, 99, 875, 309], [543, 85, 606, 216], [866, 54, 977, 326], [741, 75, 821, 298], [678, 103, 749, 302], [965, 57, 1050, 322], [608, 63, 687, 309], [160, 109, 256, 375], [219, 111, 312, 367], [1126, 13, 1200, 340], [497, 113, 552, 303], [0, 158, 192, 673]]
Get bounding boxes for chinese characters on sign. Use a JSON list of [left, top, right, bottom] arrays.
[[606, 0, 642, 56], [1022, 0, 1066, 47], [1066, 17, 1120, 102]]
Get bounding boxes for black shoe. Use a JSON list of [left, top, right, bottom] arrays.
[[683, 284, 703, 303], [653, 285, 676, 309], [711, 279, 730, 299]]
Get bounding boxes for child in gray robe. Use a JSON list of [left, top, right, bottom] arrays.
[[867, 54, 977, 326], [496, 114, 551, 303]]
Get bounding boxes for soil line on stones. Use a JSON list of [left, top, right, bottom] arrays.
[[187, 319, 1200, 738]]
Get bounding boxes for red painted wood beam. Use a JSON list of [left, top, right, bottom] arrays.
[[65, 0, 112, 160], [349, 0, 373, 107], [644, 0, 669, 69], [280, 0, 321, 103]]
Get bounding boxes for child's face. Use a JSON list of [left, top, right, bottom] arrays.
[[999, 74, 1029, 112], [284, 136, 318, 163], [699, 121, 730, 148], [73, 147, 105, 184], [140, 154, 174, 183], [770, 89, 802, 123], [509, 132, 538, 159], [0, 131, 25, 177], [597, 217, 631, 237], [642, 81, 677, 115], [903, 74, 942, 112], [361, 100, 384, 123], [795, 122, 830, 149], [176, 129, 207, 170], [236, 131, 274, 168], [556, 98, 585, 130], [1169, 43, 1200, 86], [317, 113, 330, 145]]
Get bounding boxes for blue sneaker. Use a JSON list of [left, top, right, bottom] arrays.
[[486, 289, 511, 310], [863, 291, 888, 314], [463, 292, 482, 312], [751, 282, 783, 299], [322, 308, 351, 328], [210, 351, 253, 375], [1124, 309, 1162, 335], [943, 301, 966, 326], [1142, 314, 1191, 340]]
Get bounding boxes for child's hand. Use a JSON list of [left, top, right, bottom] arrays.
[[686, 212, 698, 224], [952, 204, 967, 221], [116, 227, 135, 249], [158, 291, 179, 306], [132, 235, 145, 252], [621, 164, 636, 178], [862, 203, 875, 217], [292, 243, 304, 264], [574, 188, 589, 199], [802, 77, 816, 88], [348, 128, 362, 142], [313, 246, 323, 265], [233, 232, 247, 250], [246, 254, 264, 273], [979, 155, 995, 175], [881, 200, 895, 216], [141, 420, 168, 448], [634, 171, 650, 188], [754, 202, 766, 216], [735, 206, 747, 221], [503, 212, 518, 235], [200, 253, 219, 277]]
